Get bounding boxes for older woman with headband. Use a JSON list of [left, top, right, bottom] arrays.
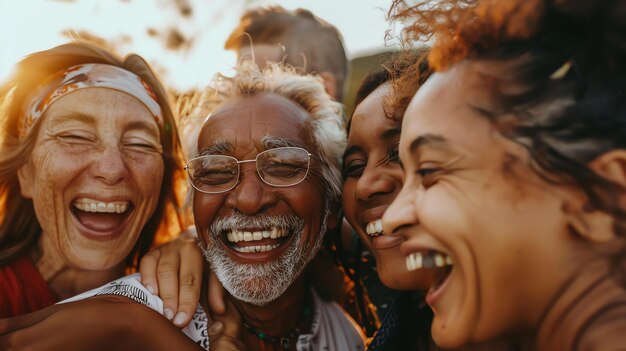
[[0, 42, 187, 318], [385, 0, 626, 349]]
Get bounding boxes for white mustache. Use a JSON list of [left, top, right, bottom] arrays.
[[209, 213, 303, 239]]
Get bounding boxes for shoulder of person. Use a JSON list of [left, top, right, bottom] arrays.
[[59, 273, 164, 312]]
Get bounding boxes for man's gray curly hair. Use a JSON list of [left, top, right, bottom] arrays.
[[179, 60, 346, 202]]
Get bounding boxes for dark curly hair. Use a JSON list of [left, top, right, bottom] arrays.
[[390, 0, 626, 278], [335, 49, 432, 340], [349, 49, 430, 131]]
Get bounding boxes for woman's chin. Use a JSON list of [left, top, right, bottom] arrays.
[[431, 322, 468, 350], [66, 252, 127, 271]]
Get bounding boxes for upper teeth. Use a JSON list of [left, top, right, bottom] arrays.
[[226, 227, 289, 243], [73, 199, 129, 213], [405, 252, 454, 272], [365, 219, 384, 237]]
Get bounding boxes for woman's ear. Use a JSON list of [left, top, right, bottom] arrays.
[[17, 162, 35, 199], [589, 149, 626, 193], [568, 150, 626, 243]]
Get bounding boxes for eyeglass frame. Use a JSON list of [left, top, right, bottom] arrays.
[[185, 146, 318, 194]]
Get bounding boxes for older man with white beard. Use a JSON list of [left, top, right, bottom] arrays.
[[183, 60, 364, 350], [0, 61, 364, 351]]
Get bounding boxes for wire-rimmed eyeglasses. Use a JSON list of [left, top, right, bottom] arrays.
[[185, 146, 316, 194]]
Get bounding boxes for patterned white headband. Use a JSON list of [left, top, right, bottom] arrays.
[[19, 63, 163, 139]]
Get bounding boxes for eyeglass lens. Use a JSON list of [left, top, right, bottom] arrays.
[[186, 147, 310, 193]]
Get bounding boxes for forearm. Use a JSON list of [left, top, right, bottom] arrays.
[[0, 295, 206, 351], [118, 301, 205, 351]]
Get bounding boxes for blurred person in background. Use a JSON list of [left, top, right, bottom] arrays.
[[225, 6, 348, 103]]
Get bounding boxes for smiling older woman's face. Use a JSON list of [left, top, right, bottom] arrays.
[[18, 87, 164, 270]]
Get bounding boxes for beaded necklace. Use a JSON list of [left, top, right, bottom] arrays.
[[241, 296, 314, 349]]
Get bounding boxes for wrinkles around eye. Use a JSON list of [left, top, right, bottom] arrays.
[[343, 160, 366, 178], [122, 140, 162, 153]]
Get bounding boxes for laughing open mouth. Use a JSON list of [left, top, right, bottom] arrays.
[[405, 250, 454, 290], [222, 227, 292, 254], [71, 198, 133, 233]]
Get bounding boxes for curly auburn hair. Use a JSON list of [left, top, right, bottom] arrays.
[[389, 0, 625, 71], [390, 0, 626, 274]]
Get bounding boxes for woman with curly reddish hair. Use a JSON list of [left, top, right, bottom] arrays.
[[384, 0, 626, 350]]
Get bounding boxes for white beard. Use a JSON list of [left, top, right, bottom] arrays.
[[199, 204, 329, 306]]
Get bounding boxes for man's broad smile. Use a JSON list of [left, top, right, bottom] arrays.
[[210, 212, 305, 264], [222, 226, 293, 254]]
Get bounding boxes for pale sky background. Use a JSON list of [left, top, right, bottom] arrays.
[[0, 0, 404, 91]]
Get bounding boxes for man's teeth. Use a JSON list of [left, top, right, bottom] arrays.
[[365, 219, 384, 237], [73, 199, 129, 214], [233, 244, 280, 253], [226, 227, 289, 243], [405, 252, 454, 271]]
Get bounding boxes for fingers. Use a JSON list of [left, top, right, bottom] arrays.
[[208, 333, 247, 351], [208, 299, 245, 351], [219, 298, 242, 338], [172, 239, 204, 327], [140, 230, 204, 328], [140, 249, 162, 295], [155, 250, 181, 322], [208, 270, 226, 315]]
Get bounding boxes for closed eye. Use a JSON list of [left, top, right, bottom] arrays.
[[343, 160, 366, 178], [125, 142, 159, 150], [123, 137, 161, 152], [417, 167, 441, 188], [388, 142, 400, 163], [56, 133, 95, 144], [417, 168, 439, 177]]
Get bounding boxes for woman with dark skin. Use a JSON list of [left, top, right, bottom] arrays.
[[339, 51, 437, 350], [344, 51, 512, 351], [385, 0, 626, 349]]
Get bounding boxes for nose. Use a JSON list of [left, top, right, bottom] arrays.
[[382, 180, 419, 238], [226, 163, 277, 215], [354, 163, 398, 201], [92, 146, 127, 185]]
